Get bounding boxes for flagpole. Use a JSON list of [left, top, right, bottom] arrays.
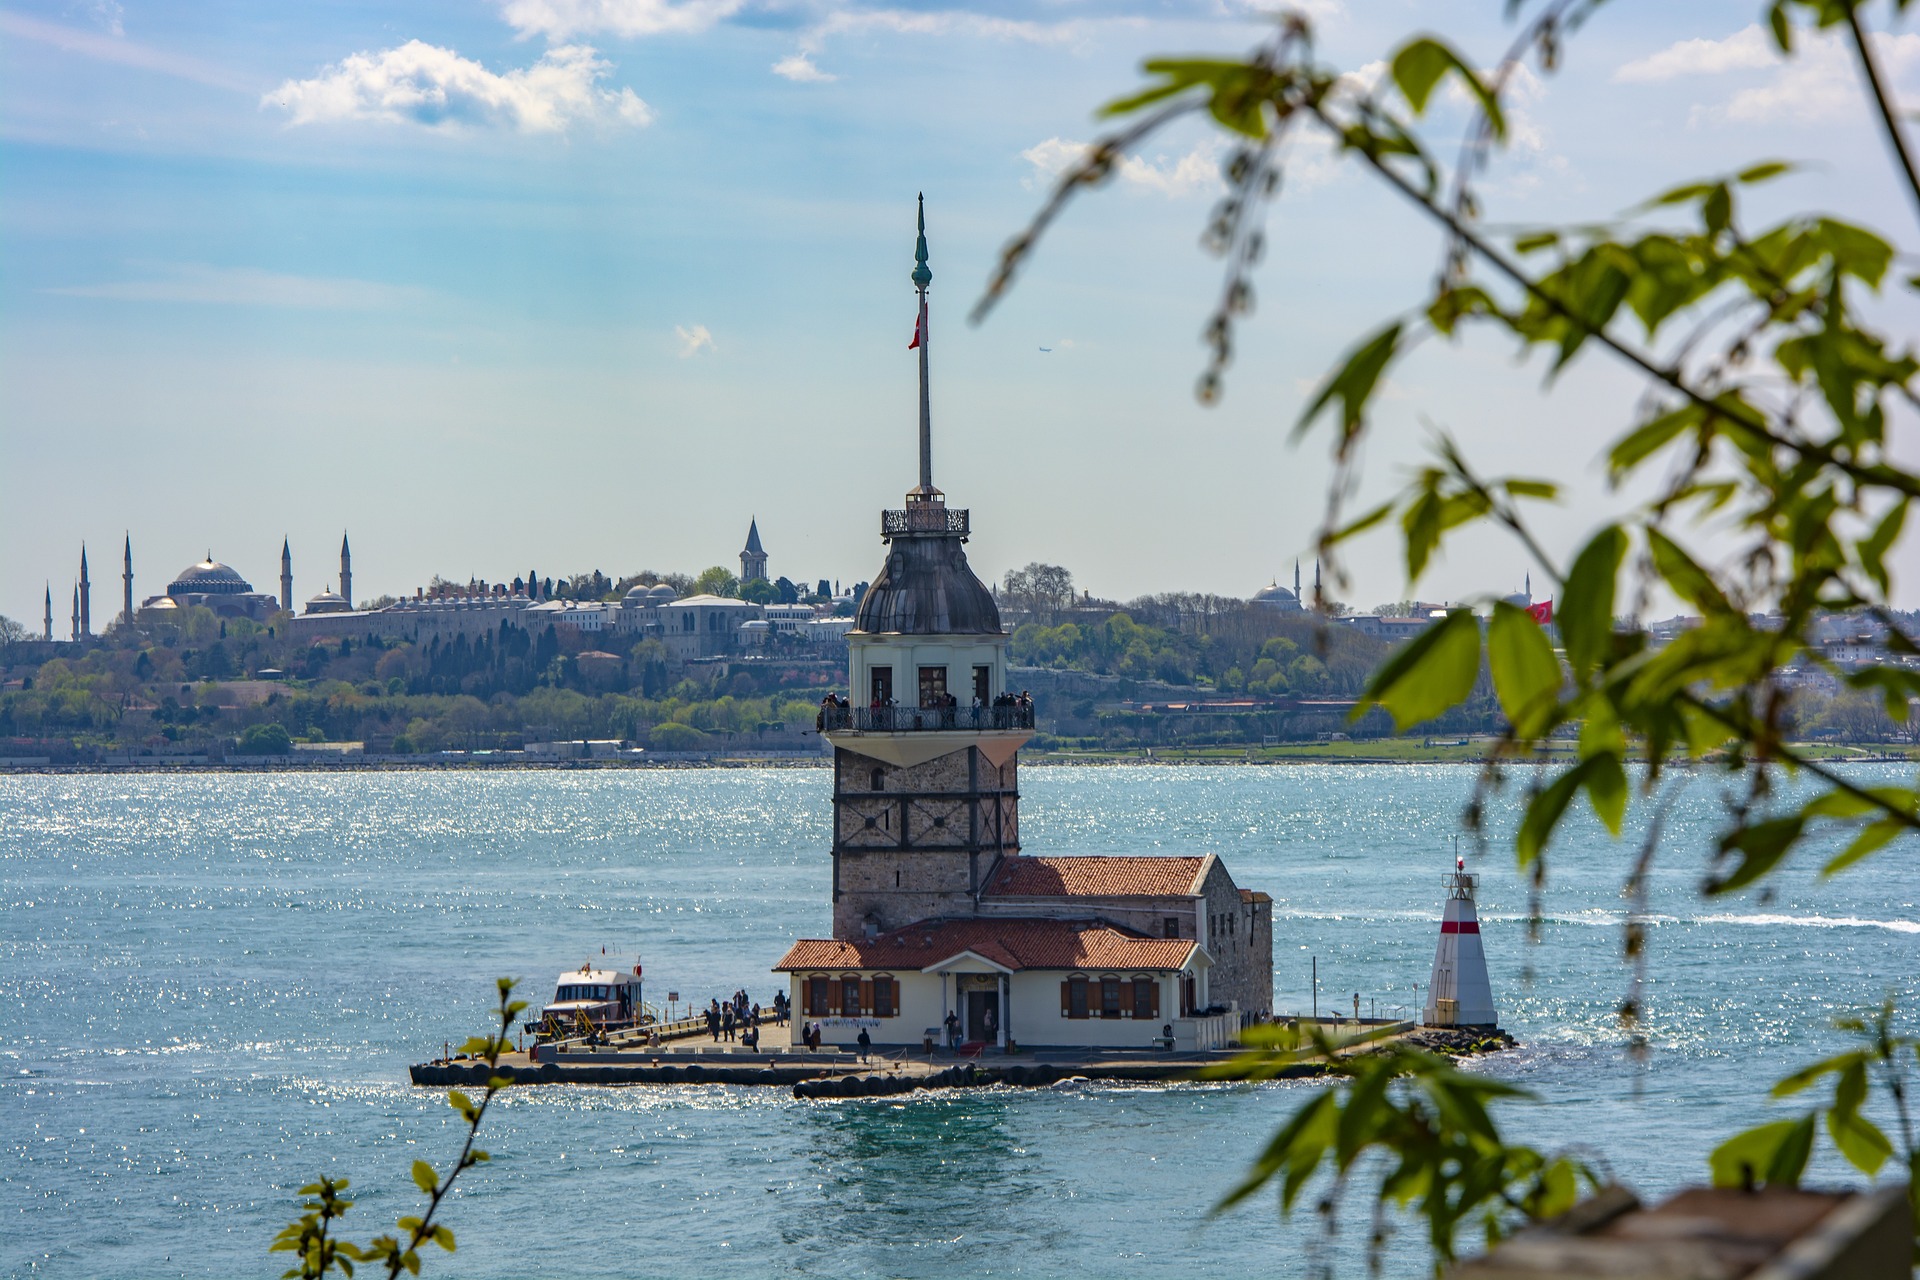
[[913, 193, 934, 495]]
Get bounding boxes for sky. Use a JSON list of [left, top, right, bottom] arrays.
[[5, 0, 1920, 626]]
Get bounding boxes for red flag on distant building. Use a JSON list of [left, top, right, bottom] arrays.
[[908, 314, 922, 350], [1527, 599, 1553, 625]]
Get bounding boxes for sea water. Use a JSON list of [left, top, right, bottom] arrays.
[[1, 764, 1915, 1278]]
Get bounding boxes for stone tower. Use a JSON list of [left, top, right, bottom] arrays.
[[822, 196, 1032, 941], [281, 538, 294, 612], [338, 533, 352, 610], [122, 534, 134, 626], [78, 545, 90, 637], [740, 518, 768, 583]]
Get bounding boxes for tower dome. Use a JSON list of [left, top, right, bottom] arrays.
[[855, 537, 1000, 635]]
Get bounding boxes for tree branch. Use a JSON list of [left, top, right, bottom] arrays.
[[1844, 2, 1920, 230]]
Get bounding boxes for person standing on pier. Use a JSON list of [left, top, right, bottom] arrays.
[[857, 1027, 872, 1063], [722, 1003, 736, 1042]]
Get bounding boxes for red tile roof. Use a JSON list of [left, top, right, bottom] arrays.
[[982, 855, 1207, 899], [773, 917, 1197, 973]]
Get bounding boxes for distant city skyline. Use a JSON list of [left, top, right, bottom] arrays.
[[7, 0, 1920, 626]]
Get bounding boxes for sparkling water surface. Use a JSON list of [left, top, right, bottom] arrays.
[[2, 764, 1916, 1277]]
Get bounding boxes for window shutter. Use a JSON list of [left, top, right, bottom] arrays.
[[1147, 981, 1160, 1018], [826, 979, 840, 1015], [859, 979, 873, 1014], [1060, 980, 1071, 1017], [1118, 980, 1135, 1017]]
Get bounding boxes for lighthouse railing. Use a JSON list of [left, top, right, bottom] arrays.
[[821, 703, 1034, 733]]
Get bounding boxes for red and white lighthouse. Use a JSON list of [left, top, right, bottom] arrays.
[[1423, 857, 1497, 1028]]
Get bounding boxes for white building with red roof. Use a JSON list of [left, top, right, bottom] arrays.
[[772, 204, 1273, 1052]]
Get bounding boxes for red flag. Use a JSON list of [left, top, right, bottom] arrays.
[[908, 314, 921, 350], [1527, 599, 1553, 624]]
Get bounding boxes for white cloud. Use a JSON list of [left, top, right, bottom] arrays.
[[1614, 25, 1776, 82], [0, 10, 253, 91], [676, 323, 716, 357], [262, 40, 653, 133], [501, 0, 743, 40], [1614, 23, 1920, 126], [83, 0, 125, 36], [772, 53, 835, 83], [801, 9, 1085, 50], [1020, 136, 1222, 197], [47, 264, 429, 309]]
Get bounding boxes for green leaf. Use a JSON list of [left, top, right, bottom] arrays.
[[1736, 161, 1793, 185], [1827, 1107, 1892, 1176], [1355, 609, 1482, 732], [1822, 815, 1906, 877], [1608, 404, 1700, 476], [1583, 751, 1628, 836], [431, 1225, 457, 1253], [1710, 815, 1807, 894], [1389, 37, 1506, 139], [1857, 501, 1906, 596], [1559, 527, 1625, 678], [1517, 755, 1612, 870], [1647, 529, 1730, 615], [1708, 1114, 1814, 1188], [410, 1160, 438, 1195], [1513, 230, 1559, 254], [1295, 323, 1403, 444], [1489, 602, 1562, 738]]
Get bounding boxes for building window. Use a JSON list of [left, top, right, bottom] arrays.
[[918, 666, 947, 708], [1100, 977, 1122, 1019], [807, 975, 828, 1016], [1132, 977, 1157, 1019], [842, 976, 862, 1016], [1163, 917, 1180, 939], [870, 666, 892, 706], [872, 975, 895, 1018], [973, 665, 990, 704], [870, 768, 884, 791], [1063, 974, 1089, 1019]]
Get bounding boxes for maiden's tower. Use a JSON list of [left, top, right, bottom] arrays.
[[774, 199, 1274, 1052]]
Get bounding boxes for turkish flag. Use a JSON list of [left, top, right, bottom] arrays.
[[1527, 600, 1553, 625], [908, 314, 921, 350]]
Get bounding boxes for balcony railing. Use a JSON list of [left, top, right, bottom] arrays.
[[820, 703, 1033, 733], [881, 506, 970, 537]]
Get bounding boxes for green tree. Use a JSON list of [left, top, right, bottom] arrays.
[[982, 0, 1920, 1265], [739, 577, 778, 605], [648, 721, 709, 752], [236, 722, 293, 755], [691, 566, 739, 598]]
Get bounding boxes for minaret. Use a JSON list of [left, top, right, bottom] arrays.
[[1423, 856, 1498, 1028], [122, 534, 134, 626], [281, 538, 294, 612], [78, 546, 91, 637], [740, 519, 768, 583], [821, 197, 1030, 941], [44, 583, 53, 641], [339, 533, 352, 610], [70, 584, 80, 642], [1294, 559, 1301, 600], [1313, 558, 1322, 612]]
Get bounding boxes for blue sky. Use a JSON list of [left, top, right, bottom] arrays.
[[5, 0, 1919, 624]]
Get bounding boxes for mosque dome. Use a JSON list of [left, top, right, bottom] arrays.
[[1502, 591, 1532, 608], [855, 533, 1001, 635], [648, 583, 677, 602], [169, 559, 253, 596], [1252, 582, 1297, 605], [304, 590, 350, 615], [623, 584, 652, 604]]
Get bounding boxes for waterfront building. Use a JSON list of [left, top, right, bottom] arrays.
[[775, 200, 1273, 1052]]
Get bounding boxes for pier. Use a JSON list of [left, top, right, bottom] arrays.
[[408, 1017, 1512, 1095]]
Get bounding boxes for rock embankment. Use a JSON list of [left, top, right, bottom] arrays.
[[1401, 1028, 1517, 1057]]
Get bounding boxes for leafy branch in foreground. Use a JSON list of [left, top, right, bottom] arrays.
[[1710, 999, 1919, 1252], [977, 0, 1920, 1267], [270, 978, 525, 1279], [1205, 1026, 1596, 1276]]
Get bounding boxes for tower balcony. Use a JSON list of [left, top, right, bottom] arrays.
[[882, 506, 970, 537], [822, 702, 1033, 734]]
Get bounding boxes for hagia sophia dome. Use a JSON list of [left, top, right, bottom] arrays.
[[168, 558, 254, 597]]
